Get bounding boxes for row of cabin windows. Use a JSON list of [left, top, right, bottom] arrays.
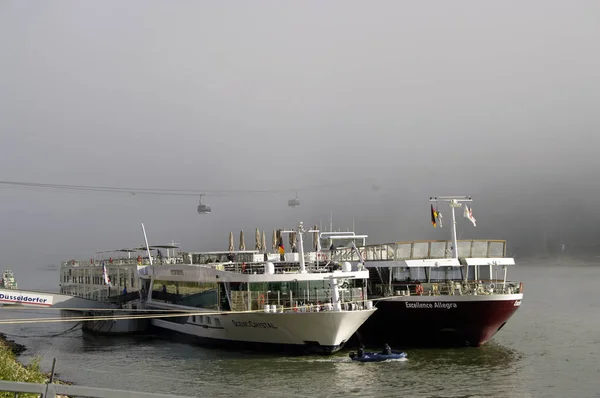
[[190, 315, 221, 327], [62, 275, 135, 286]]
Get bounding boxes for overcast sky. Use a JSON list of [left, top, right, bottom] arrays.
[[1, 1, 599, 285]]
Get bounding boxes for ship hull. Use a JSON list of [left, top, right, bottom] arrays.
[[148, 304, 376, 355], [353, 294, 523, 348], [152, 328, 344, 355]]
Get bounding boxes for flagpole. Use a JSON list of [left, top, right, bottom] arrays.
[[450, 200, 460, 259], [330, 212, 333, 232], [141, 223, 153, 266]]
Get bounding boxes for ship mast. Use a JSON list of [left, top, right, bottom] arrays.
[[280, 222, 319, 274], [430, 196, 472, 279]]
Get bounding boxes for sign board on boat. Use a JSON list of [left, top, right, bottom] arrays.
[[0, 289, 54, 306]]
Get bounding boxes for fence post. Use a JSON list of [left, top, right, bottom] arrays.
[[48, 358, 56, 383], [43, 358, 57, 398]]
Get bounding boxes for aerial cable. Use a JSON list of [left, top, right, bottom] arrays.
[[0, 178, 376, 197]]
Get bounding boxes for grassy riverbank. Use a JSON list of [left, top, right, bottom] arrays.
[[0, 333, 68, 398]]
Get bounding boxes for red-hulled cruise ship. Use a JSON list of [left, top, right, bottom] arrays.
[[338, 196, 524, 347]]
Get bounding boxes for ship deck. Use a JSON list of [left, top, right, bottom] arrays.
[[334, 239, 508, 262]]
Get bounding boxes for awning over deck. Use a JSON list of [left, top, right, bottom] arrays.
[[364, 257, 514, 268], [364, 258, 460, 268], [464, 257, 515, 266]]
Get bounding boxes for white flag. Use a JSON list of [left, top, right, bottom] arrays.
[[467, 205, 476, 227], [437, 210, 443, 228]]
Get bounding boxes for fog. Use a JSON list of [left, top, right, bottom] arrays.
[[1, 1, 599, 281]]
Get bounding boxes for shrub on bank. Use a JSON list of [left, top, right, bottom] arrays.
[[0, 334, 68, 398]]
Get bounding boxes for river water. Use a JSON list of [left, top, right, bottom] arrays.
[[1, 261, 599, 398]]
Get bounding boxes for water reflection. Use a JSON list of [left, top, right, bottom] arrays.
[[410, 341, 523, 369]]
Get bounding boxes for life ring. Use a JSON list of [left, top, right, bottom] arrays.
[[415, 284, 424, 295], [340, 282, 349, 289], [488, 283, 495, 290], [259, 294, 265, 305]]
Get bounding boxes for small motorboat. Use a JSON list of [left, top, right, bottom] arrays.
[[349, 351, 407, 362]]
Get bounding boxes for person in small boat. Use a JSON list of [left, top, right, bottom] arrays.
[[357, 346, 365, 358], [382, 343, 392, 355]]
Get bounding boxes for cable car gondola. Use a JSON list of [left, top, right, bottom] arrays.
[[197, 194, 211, 214]]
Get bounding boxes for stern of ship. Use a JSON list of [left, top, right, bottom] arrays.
[[355, 293, 522, 347]]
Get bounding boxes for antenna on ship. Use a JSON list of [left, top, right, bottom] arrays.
[[279, 221, 320, 274]]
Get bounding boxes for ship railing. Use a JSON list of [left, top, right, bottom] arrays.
[[221, 262, 339, 275], [60, 239, 507, 268], [334, 239, 508, 262], [374, 279, 523, 297], [230, 287, 370, 312], [61, 257, 183, 267], [62, 259, 139, 267]]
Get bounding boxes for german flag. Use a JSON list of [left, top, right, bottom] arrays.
[[431, 204, 437, 228], [278, 240, 285, 255]]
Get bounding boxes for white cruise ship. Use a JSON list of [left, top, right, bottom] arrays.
[[61, 222, 376, 354]]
